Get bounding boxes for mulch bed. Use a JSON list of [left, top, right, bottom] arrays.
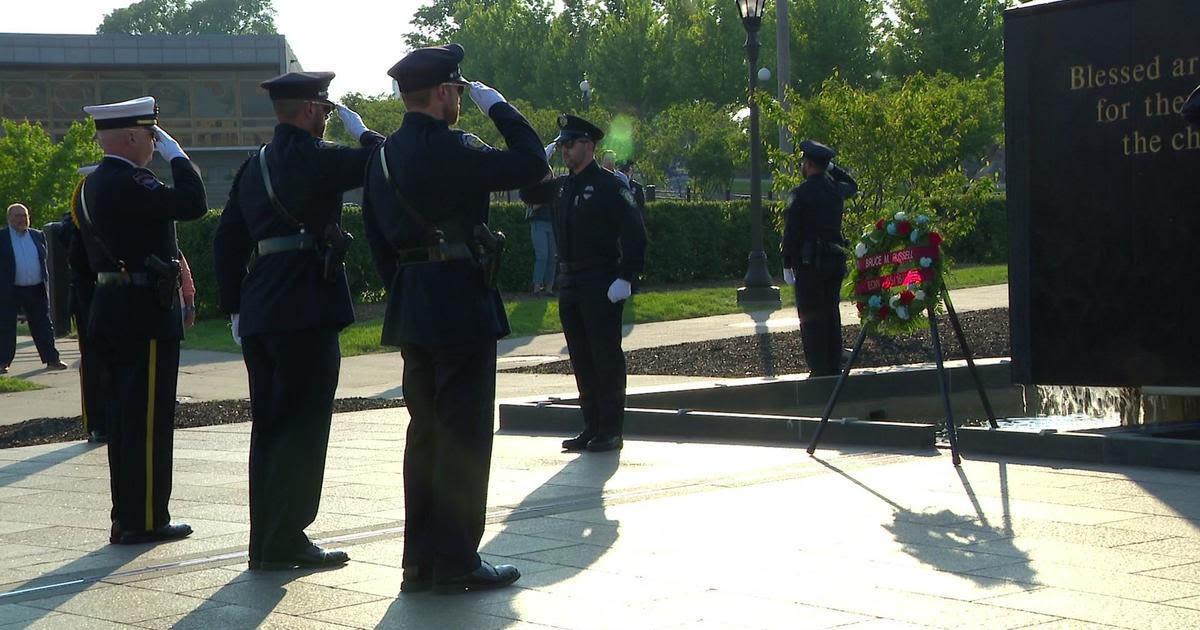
[[0, 398, 404, 450], [518, 307, 1011, 378]]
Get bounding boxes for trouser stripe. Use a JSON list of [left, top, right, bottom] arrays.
[[145, 339, 157, 531]]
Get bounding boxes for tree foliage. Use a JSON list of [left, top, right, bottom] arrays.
[[885, 0, 1006, 79], [97, 0, 277, 35], [0, 120, 103, 228]]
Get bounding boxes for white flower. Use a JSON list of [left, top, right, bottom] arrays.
[[890, 294, 901, 308], [920, 257, 933, 268], [897, 306, 910, 320], [894, 211, 908, 221], [855, 242, 868, 258]]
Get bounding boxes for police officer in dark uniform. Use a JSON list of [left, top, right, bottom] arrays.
[[525, 115, 647, 453], [77, 97, 207, 544], [618, 162, 646, 216], [781, 140, 857, 377], [212, 72, 383, 570], [61, 165, 110, 444], [361, 44, 546, 593]]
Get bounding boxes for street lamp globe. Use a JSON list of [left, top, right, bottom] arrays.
[[757, 67, 771, 82]]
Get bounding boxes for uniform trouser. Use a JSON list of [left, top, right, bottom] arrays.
[[0, 284, 60, 366], [559, 287, 627, 438], [242, 327, 340, 561], [93, 334, 180, 532], [794, 259, 846, 377], [75, 323, 110, 435], [399, 339, 497, 580]]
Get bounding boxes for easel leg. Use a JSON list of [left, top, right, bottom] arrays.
[[928, 307, 962, 466], [942, 289, 999, 429], [807, 325, 868, 455]]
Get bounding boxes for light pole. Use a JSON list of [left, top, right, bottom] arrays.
[[735, 0, 780, 305], [579, 76, 592, 111]]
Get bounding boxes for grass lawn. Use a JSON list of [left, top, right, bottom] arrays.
[[183, 263, 1007, 356], [0, 376, 46, 394]]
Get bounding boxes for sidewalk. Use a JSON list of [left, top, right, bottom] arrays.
[[0, 284, 1010, 426]]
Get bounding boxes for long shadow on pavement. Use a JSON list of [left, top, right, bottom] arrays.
[[371, 449, 621, 628]]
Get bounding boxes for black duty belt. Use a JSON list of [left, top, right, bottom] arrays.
[[257, 234, 318, 257], [96, 272, 151, 287], [397, 242, 473, 265]]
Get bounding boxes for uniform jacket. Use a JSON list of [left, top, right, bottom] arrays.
[[75, 156, 207, 340], [550, 160, 647, 291], [362, 103, 546, 346], [781, 166, 858, 269], [212, 124, 385, 337], [0, 226, 48, 302]]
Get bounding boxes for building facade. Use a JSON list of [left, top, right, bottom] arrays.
[[0, 33, 303, 202]]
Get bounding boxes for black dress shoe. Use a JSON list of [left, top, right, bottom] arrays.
[[0, 365, 8, 374], [87, 431, 108, 444], [249, 543, 350, 571], [110, 522, 193, 545], [561, 432, 595, 452], [401, 566, 433, 593], [586, 435, 623, 452], [433, 561, 520, 594], [45, 360, 69, 371]]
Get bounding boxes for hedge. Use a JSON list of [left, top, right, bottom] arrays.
[[178, 197, 1003, 318]]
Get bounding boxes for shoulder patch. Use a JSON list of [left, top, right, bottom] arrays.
[[133, 171, 163, 191], [317, 140, 340, 150], [460, 133, 491, 152], [620, 187, 637, 208]]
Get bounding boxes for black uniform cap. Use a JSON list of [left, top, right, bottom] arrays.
[[799, 139, 837, 167], [554, 114, 605, 143], [388, 43, 470, 93], [259, 71, 336, 106]]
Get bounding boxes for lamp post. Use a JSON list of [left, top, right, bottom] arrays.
[[735, 0, 780, 305], [579, 76, 592, 111]]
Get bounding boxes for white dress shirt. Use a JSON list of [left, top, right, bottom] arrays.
[[9, 229, 42, 287]]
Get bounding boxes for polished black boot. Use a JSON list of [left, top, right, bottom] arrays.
[[586, 435, 623, 452], [561, 431, 595, 452], [433, 561, 520, 594]]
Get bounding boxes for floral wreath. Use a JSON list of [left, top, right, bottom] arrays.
[[846, 211, 948, 336]]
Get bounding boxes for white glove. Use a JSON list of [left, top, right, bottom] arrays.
[[230, 314, 241, 347], [468, 81, 506, 116], [153, 126, 188, 161], [544, 142, 557, 161], [336, 104, 368, 138], [607, 278, 632, 303], [783, 268, 796, 286]]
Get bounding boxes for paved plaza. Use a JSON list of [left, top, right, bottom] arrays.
[[3, 283, 1200, 628]]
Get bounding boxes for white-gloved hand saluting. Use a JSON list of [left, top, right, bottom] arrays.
[[607, 278, 632, 303], [336, 104, 369, 138], [469, 81, 507, 116], [783, 268, 796, 286], [153, 125, 188, 161], [544, 142, 557, 161], [230, 314, 242, 347]]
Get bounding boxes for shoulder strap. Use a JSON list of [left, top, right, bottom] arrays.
[[77, 179, 127, 272], [258, 145, 305, 233], [378, 143, 436, 234]]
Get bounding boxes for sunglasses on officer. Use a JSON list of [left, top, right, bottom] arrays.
[[559, 137, 593, 150], [441, 83, 466, 96], [306, 100, 335, 119]]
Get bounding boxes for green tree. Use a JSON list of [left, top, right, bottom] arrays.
[[884, 0, 1006, 79], [0, 119, 103, 228], [641, 101, 745, 195], [782, 0, 886, 93], [97, 0, 277, 35]]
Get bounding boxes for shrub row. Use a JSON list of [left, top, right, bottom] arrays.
[[178, 196, 1005, 318]]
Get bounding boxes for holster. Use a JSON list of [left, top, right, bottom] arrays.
[[471, 224, 506, 290], [144, 254, 181, 310], [321, 224, 354, 283]]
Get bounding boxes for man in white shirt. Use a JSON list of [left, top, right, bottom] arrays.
[[1, 203, 68, 374]]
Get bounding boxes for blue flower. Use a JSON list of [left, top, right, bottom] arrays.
[[869, 295, 883, 308], [910, 231, 921, 243], [886, 223, 898, 236], [916, 214, 930, 225]]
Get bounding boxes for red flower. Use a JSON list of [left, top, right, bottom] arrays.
[[875, 219, 886, 231], [877, 306, 890, 319], [928, 232, 943, 246], [899, 290, 915, 305], [897, 221, 912, 236]]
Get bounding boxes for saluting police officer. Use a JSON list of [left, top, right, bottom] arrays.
[[525, 115, 647, 453], [76, 97, 207, 544], [212, 72, 383, 571], [781, 140, 858, 377], [361, 43, 546, 594]]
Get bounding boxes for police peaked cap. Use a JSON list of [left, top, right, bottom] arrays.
[[83, 96, 159, 130], [554, 114, 605, 143], [388, 43, 470, 93], [260, 71, 336, 106], [799, 139, 836, 166]]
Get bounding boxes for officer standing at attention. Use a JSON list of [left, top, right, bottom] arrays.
[[76, 97, 207, 544], [212, 72, 383, 570], [781, 140, 857, 377], [529, 115, 647, 453], [361, 43, 546, 594]]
